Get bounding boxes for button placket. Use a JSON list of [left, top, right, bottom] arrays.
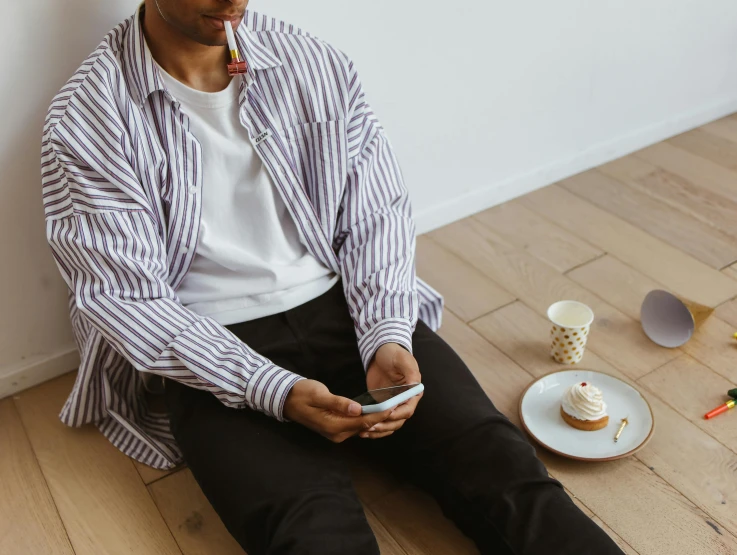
[[240, 80, 339, 274]]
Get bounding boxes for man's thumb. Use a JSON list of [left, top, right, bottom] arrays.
[[321, 392, 361, 416], [336, 396, 362, 416]]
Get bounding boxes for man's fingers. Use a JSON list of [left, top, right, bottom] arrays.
[[317, 391, 362, 416], [361, 409, 394, 428], [385, 391, 422, 422], [360, 430, 395, 439], [367, 418, 406, 434], [386, 403, 414, 422]]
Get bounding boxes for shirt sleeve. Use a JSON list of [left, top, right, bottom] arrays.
[[335, 60, 419, 370], [42, 128, 302, 421]]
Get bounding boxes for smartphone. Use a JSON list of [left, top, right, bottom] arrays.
[[352, 383, 425, 414]]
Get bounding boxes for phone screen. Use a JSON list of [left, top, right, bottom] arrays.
[[352, 384, 419, 406]]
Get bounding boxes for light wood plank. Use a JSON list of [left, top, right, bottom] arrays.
[[560, 170, 737, 269], [701, 116, 737, 144], [630, 169, 737, 244], [591, 516, 640, 555], [635, 142, 737, 204], [715, 298, 737, 330], [369, 487, 479, 555], [472, 301, 737, 539], [598, 154, 657, 182], [148, 469, 244, 555], [13, 372, 181, 555], [416, 236, 515, 322], [567, 487, 594, 517], [134, 460, 179, 486], [567, 486, 638, 552], [634, 385, 737, 537], [539, 454, 737, 555], [567, 255, 659, 321], [519, 184, 737, 306], [429, 223, 677, 379], [682, 316, 737, 384], [0, 399, 73, 555], [724, 263, 737, 282], [596, 517, 640, 555], [597, 154, 737, 246], [473, 201, 603, 273], [437, 310, 534, 423], [668, 128, 737, 172], [365, 507, 408, 555], [640, 356, 737, 456]]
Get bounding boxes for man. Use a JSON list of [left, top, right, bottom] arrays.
[[41, 1, 624, 553]]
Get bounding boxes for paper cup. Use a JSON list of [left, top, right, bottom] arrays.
[[547, 301, 594, 364]]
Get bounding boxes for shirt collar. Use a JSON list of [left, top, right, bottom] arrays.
[[125, 5, 282, 107]]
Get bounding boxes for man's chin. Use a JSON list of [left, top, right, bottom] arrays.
[[187, 29, 229, 48]]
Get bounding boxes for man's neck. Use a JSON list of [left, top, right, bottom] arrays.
[[142, 5, 233, 93]]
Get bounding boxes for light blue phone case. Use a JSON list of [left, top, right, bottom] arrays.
[[361, 383, 425, 414]]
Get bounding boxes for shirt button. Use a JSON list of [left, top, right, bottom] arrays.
[[276, 167, 286, 176], [188, 185, 198, 195], [182, 246, 189, 254]]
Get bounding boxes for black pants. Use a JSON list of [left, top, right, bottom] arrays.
[[164, 282, 623, 555]]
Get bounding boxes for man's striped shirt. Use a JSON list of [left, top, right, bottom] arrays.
[[41, 6, 443, 469]]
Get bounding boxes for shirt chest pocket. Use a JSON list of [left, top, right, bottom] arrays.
[[280, 120, 348, 229]]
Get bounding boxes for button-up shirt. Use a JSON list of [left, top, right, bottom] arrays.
[[41, 6, 443, 469]]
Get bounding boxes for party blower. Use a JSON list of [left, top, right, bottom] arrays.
[[224, 19, 247, 76]]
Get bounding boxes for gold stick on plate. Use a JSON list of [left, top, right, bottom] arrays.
[[614, 417, 629, 443]]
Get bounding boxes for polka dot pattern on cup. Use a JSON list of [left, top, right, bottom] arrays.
[[549, 324, 590, 364]]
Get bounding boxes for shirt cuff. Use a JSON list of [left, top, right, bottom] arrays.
[[245, 363, 304, 421], [357, 318, 415, 370]]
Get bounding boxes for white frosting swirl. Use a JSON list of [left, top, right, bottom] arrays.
[[561, 382, 607, 420]]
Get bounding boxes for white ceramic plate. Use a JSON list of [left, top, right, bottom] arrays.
[[519, 370, 654, 461]]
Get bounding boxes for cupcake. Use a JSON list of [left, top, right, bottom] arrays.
[[560, 382, 609, 431]]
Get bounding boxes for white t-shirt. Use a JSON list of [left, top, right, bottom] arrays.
[[157, 67, 338, 325]]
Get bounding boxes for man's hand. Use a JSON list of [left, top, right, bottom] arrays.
[[283, 379, 393, 443], [363, 342, 422, 439]]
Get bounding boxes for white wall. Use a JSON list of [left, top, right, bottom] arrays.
[[0, 0, 139, 395], [254, 0, 737, 230], [2, 0, 737, 394]]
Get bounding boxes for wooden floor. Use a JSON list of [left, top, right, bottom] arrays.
[[4, 116, 737, 555]]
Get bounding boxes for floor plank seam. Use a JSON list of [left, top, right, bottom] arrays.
[[10, 397, 78, 555], [633, 353, 686, 384], [561, 252, 608, 276], [464, 298, 519, 326], [143, 480, 185, 555], [714, 291, 737, 307], [138, 465, 187, 488]]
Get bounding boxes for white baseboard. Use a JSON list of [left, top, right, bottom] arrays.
[[414, 97, 737, 234], [0, 346, 79, 400]]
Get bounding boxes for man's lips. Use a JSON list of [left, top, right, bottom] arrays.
[[203, 14, 243, 30]]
